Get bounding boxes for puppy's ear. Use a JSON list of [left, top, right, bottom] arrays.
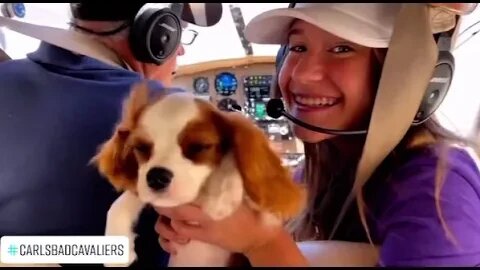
[[91, 127, 138, 191], [91, 82, 151, 192], [121, 82, 151, 128], [225, 113, 305, 219]]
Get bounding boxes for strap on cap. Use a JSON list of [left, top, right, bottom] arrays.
[[329, 4, 439, 241]]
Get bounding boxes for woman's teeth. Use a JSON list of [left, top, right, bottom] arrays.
[[294, 95, 337, 107]]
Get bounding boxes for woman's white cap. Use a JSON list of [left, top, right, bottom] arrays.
[[245, 3, 405, 48]]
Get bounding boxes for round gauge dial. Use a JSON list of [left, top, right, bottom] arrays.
[[215, 72, 237, 96], [217, 98, 240, 112], [193, 77, 209, 94]]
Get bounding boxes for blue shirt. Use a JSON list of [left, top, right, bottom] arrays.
[[0, 42, 171, 267]]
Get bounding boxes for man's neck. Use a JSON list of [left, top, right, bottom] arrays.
[[117, 51, 151, 78]]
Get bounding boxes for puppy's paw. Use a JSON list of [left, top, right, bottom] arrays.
[[103, 192, 145, 267]]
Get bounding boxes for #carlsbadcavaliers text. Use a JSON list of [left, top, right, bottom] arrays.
[[18, 244, 125, 256]]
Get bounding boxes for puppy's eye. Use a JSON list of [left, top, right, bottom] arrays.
[[134, 142, 152, 158], [188, 143, 213, 155]]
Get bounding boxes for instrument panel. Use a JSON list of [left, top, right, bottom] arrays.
[[215, 72, 238, 96], [193, 77, 209, 95], [173, 56, 303, 169]]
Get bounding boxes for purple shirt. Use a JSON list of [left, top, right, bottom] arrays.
[[294, 146, 480, 266], [374, 146, 480, 266]]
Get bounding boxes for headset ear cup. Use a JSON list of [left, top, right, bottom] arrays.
[[413, 50, 455, 125], [129, 8, 156, 63], [129, 8, 182, 64]]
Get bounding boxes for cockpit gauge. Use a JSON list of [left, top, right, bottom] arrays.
[[215, 72, 238, 96], [193, 77, 209, 94], [217, 98, 241, 112]]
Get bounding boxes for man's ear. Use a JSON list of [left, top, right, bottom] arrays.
[[225, 113, 305, 219]]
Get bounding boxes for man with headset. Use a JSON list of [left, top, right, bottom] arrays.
[[0, 2, 221, 267]]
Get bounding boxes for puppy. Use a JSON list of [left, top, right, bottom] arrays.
[[92, 83, 305, 267]]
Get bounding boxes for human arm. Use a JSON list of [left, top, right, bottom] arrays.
[[155, 204, 381, 266], [155, 203, 309, 266]]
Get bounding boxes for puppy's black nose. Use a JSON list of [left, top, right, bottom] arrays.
[[146, 167, 173, 191]]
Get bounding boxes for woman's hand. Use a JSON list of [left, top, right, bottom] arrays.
[[155, 215, 190, 255], [155, 203, 283, 255]]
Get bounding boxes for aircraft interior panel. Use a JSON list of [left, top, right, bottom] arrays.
[[173, 57, 304, 169]]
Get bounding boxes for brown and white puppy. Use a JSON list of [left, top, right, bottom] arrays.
[[92, 82, 305, 267]]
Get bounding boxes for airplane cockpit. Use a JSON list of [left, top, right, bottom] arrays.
[[1, 3, 480, 267], [1, 3, 479, 168]]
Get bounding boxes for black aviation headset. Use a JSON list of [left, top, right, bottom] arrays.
[[270, 3, 456, 133], [70, 3, 186, 65]]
